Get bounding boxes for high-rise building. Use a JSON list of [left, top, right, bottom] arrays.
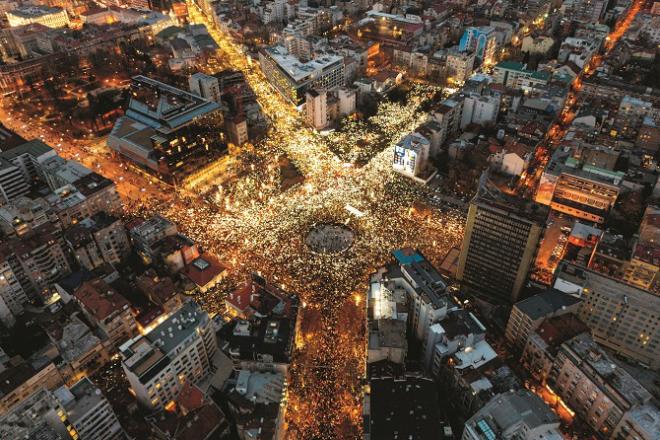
[[306, 89, 328, 130], [54, 377, 126, 440], [120, 301, 216, 410], [392, 132, 431, 179], [446, 50, 475, 84], [64, 212, 131, 270], [458, 26, 497, 64], [457, 174, 547, 304]]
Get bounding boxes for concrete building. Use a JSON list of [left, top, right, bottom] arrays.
[[74, 279, 137, 349], [120, 301, 216, 410], [258, 45, 344, 105], [460, 94, 499, 129], [65, 212, 131, 270], [0, 388, 68, 440], [0, 158, 30, 204], [462, 390, 562, 440], [457, 174, 547, 304], [493, 61, 551, 91], [562, 0, 607, 23], [535, 145, 623, 224], [446, 50, 475, 84], [127, 215, 178, 263], [188, 72, 221, 103], [611, 404, 660, 440], [553, 261, 660, 369], [108, 76, 225, 183], [7, 6, 69, 29], [521, 313, 589, 384], [54, 377, 125, 440], [521, 35, 554, 55], [504, 289, 582, 351], [0, 196, 53, 238], [549, 333, 652, 435], [428, 98, 463, 153], [305, 89, 328, 130], [0, 248, 28, 327], [392, 132, 431, 180]]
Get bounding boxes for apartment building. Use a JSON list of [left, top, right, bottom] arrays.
[[54, 377, 125, 440], [120, 301, 217, 410], [188, 72, 221, 103], [74, 279, 138, 349], [554, 261, 660, 369], [446, 50, 475, 83], [65, 212, 131, 270], [6, 6, 70, 28], [549, 333, 652, 435], [504, 289, 582, 351]]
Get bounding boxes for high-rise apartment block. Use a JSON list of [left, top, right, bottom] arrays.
[[457, 175, 547, 304], [120, 301, 216, 410]]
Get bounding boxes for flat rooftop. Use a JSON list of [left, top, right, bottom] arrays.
[[262, 45, 343, 83]]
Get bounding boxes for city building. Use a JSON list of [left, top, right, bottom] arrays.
[[460, 94, 500, 129], [0, 359, 64, 414], [64, 213, 131, 270], [446, 50, 476, 84], [611, 404, 660, 440], [127, 215, 178, 263], [119, 301, 217, 410], [504, 289, 582, 351], [562, 0, 607, 23], [74, 279, 138, 349], [258, 45, 344, 105], [306, 89, 329, 130], [428, 98, 463, 153], [493, 61, 551, 91], [521, 313, 589, 383], [0, 388, 68, 440], [108, 76, 225, 183], [457, 174, 548, 304], [462, 390, 562, 440], [54, 377, 125, 440], [0, 158, 30, 204], [553, 261, 660, 369], [549, 333, 652, 435], [535, 145, 623, 224], [6, 6, 70, 29], [458, 26, 497, 64], [0, 248, 28, 327], [188, 72, 221, 103], [392, 132, 432, 180]]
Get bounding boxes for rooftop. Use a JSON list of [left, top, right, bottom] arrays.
[[563, 333, 652, 406], [465, 390, 560, 439], [262, 45, 343, 83], [514, 289, 582, 321], [74, 279, 131, 323], [54, 377, 107, 424], [368, 374, 442, 440]]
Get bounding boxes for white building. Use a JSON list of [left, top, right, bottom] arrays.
[[0, 255, 28, 327], [393, 132, 431, 179], [54, 377, 125, 440], [120, 301, 217, 410], [7, 6, 69, 28], [462, 390, 562, 440], [0, 159, 30, 205], [189, 72, 221, 103], [460, 94, 499, 129], [337, 88, 356, 116]]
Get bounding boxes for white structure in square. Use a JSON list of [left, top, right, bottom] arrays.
[[393, 133, 431, 179], [120, 301, 217, 410]]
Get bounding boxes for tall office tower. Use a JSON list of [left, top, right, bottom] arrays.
[[119, 301, 217, 410], [457, 174, 547, 304]]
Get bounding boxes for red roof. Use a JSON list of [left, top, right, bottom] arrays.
[[182, 254, 226, 288], [74, 279, 131, 322], [177, 381, 205, 415]]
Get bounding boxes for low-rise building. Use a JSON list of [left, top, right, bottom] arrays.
[[505, 289, 582, 352], [462, 390, 562, 440], [7, 6, 69, 29]]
